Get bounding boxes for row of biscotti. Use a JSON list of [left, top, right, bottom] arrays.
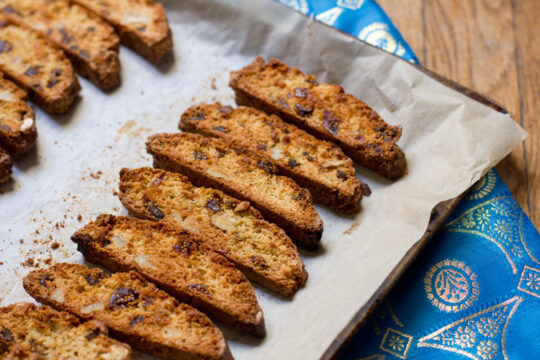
[[0, 0, 172, 115], [3, 263, 233, 359], [0, 74, 37, 184]]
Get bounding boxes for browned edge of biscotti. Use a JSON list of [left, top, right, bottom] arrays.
[[71, 214, 265, 338], [23, 264, 234, 360], [118, 167, 308, 297], [0, 145, 12, 183], [229, 58, 407, 180], [0, 3, 121, 92], [73, 0, 173, 64], [146, 135, 322, 250], [179, 104, 363, 214]]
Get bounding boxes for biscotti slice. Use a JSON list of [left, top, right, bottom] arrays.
[[0, 74, 36, 158], [0, 302, 131, 359], [72, 214, 265, 337], [72, 0, 172, 64], [230, 57, 407, 179], [24, 263, 233, 360], [119, 167, 307, 296], [0, 0, 121, 91], [0, 145, 12, 183], [180, 103, 367, 213], [147, 132, 323, 250], [0, 20, 80, 114]]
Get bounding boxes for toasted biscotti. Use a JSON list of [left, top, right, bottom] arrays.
[[119, 167, 307, 296], [72, 0, 172, 64], [0, 145, 12, 183], [0, 20, 80, 114], [0, 74, 36, 158], [72, 215, 265, 337], [0, 0, 121, 91], [180, 103, 367, 213], [147, 133, 324, 250], [230, 57, 407, 180], [24, 263, 233, 360], [0, 302, 131, 359]]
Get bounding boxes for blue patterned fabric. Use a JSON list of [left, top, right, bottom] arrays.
[[273, 1, 540, 358]]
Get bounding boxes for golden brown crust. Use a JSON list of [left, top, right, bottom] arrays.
[[146, 132, 323, 250], [180, 103, 364, 213], [0, 0, 121, 91], [229, 57, 407, 180], [119, 167, 308, 297], [0, 74, 36, 159], [71, 214, 265, 337], [0, 19, 80, 114], [0, 302, 131, 359], [23, 263, 233, 360], [0, 145, 12, 183], [72, 0, 173, 64]]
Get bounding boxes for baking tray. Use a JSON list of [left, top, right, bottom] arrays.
[[0, 1, 524, 359]]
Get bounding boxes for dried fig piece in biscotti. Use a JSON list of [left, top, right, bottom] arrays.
[[118, 167, 308, 297], [180, 103, 366, 213], [71, 214, 265, 337], [0, 74, 36, 159], [229, 57, 406, 180], [0, 19, 80, 114], [72, 0, 172, 64], [0, 145, 12, 183], [0, 303, 131, 359], [146, 133, 323, 250], [0, 0, 121, 91], [23, 263, 233, 360]]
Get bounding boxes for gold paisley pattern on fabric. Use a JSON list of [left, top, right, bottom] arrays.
[[467, 170, 497, 200], [443, 196, 533, 274], [379, 328, 413, 359], [417, 296, 522, 360], [517, 266, 540, 298], [424, 259, 480, 313]]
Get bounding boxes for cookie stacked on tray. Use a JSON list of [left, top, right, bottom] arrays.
[[0, 0, 173, 184], [8, 57, 406, 359]]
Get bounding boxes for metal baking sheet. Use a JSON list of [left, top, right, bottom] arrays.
[[0, 1, 526, 359]]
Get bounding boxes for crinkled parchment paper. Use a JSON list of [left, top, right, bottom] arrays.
[[0, 1, 527, 359]]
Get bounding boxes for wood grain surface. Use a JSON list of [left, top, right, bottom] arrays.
[[378, 0, 539, 228]]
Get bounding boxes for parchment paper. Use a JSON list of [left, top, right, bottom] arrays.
[[0, 1, 527, 359]]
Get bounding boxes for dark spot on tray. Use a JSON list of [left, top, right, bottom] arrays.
[[360, 183, 372, 196]]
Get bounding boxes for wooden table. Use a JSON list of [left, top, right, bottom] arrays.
[[378, 0, 538, 228]]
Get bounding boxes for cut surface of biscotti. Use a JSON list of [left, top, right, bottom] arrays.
[[24, 263, 233, 360], [73, 0, 172, 64], [0, 74, 36, 158], [0, 0, 121, 91], [0, 20, 80, 114], [230, 57, 407, 179], [180, 103, 366, 213], [0, 145, 12, 183], [147, 132, 323, 250], [72, 214, 265, 337], [0, 302, 131, 359], [119, 167, 308, 296]]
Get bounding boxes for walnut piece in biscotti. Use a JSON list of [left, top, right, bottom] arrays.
[[23, 263, 233, 360], [119, 167, 308, 297], [146, 132, 324, 250], [0, 19, 80, 114], [0, 74, 36, 159], [72, 0, 173, 64], [71, 214, 265, 337], [0, 0, 121, 91], [0, 302, 131, 359], [0, 145, 12, 184], [230, 57, 407, 180], [180, 103, 368, 213]]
